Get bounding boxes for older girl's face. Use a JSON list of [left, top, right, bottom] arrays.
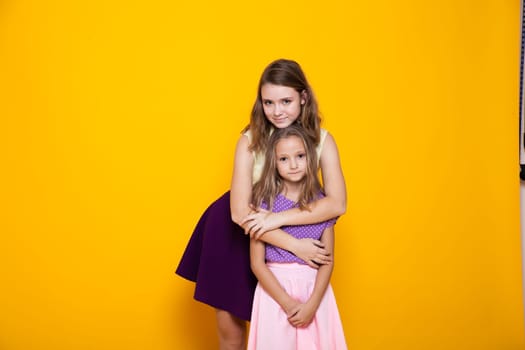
[[261, 84, 305, 129]]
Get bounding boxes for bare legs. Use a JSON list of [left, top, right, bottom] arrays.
[[216, 309, 247, 350]]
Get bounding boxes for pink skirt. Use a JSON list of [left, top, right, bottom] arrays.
[[248, 263, 348, 350]]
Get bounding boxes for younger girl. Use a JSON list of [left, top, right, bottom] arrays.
[[248, 125, 347, 349]]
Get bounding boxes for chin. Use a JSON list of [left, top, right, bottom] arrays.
[[288, 176, 305, 182], [272, 122, 293, 129]]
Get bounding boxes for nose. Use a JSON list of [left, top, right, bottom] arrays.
[[274, 104, 282, 116], [289, 157, 298, 169]]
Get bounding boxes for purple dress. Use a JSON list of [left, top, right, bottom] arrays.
[[176, 129, 329, 321], [176, 191, 257, 321], [263, 194, 336, 264]]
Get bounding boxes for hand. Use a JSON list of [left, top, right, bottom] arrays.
[[292, 238, 331, 269], [241, 207, 283, 238], [283, 299, 302, 321], [287, 302, 317, 328]]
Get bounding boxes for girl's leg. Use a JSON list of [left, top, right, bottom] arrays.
[[215, 309, 247, 350]]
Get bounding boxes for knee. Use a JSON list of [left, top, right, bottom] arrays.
[[216, 310, 246, 349]]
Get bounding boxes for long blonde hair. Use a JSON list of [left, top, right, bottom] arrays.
[[252, 125, 322, 211], [243, 59, 322, 155]]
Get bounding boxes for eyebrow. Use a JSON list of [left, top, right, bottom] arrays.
[[276, 150, 305, 156], [262, 96, 294, 102]]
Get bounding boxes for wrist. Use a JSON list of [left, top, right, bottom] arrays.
[[306, 296, 321, 310], [269, 211, 282, 227], [289, 237, 300, 256], [281, 297, 296, 314]]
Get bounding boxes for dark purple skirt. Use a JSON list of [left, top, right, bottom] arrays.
[[176, 191, 257, 321]]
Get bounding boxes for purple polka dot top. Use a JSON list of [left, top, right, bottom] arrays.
[[263, 193, 337, 265]]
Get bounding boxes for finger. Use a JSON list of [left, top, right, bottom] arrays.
[[289, 316, 300, 327], [287, 310, 299, 319], [306, 260, 320, 269], [315, 254, 333, 263], [254, 228, 267, 240], [240, 216, 254, 226], [317, 248, 331, 256], [312, 240, 325, 248], [288, 316, 298, 325], [251, 226, 262, 239], [243, 224, 252, 235], [247, 223, 258, 237], [312, 258, 329, 266]]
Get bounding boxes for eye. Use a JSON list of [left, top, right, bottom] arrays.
[[282, 99, 292, 105], [263, 100, 273, 106], [298, 153, 306, 159], [279, 157, 287, 162]]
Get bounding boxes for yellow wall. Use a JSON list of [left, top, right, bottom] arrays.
[[1, 0, 523, 349]]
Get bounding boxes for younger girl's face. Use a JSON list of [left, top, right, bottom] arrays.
[[261, 84, 305, 129], [275, 135, 307, 183]]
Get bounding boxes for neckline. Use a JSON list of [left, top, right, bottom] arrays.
[[277, 193, 298, 205]]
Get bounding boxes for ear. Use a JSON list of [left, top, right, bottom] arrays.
[[300, 90, 308, 105]]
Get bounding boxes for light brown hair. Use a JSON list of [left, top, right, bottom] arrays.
[[252, 125, 322, 211], [243, 59, 321, 154]]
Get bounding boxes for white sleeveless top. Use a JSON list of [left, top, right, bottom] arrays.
[[243, 128, 329, 184]]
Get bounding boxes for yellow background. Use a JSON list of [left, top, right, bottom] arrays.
[[1, 0, 524, 349]]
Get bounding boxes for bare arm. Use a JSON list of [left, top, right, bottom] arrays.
[[288, 225, 335, 328], [250, 238, 299, 316], [230, 135, 255, 225], [230, 134, 329, 266], [258, 229, 331, 267], [242, 132, 346, 234]]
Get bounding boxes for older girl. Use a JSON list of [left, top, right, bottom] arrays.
[[176, 59, 346, 350]]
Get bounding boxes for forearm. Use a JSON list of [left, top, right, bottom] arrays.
[[307, 226, 335, 308], [250, 239, 296, 313], [258, 228, 331, 269], [230, 187, 253, 226], [231, 205, 253, 227], [276, 195, 346, 227], [257, 228, 300, 253], [307, 264, 333, 309], [252, 263, 296, 311]]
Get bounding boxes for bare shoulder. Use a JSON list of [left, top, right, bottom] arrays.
[[236, 132, 250, 147], [233, 133, 254, 172], [234, 133, 252, 157], [320, 131, 341, 160]]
